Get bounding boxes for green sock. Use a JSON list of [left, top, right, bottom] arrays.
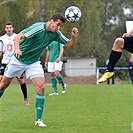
[[50, 77, 58, 93], [57, 75, 65, 87], [35, 94, 45, 121], [0, 90, 5, 97]]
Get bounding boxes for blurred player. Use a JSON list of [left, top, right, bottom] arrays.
[[128, 54, 133, 84], [0, 22, 29, 106], [97, 29, 133, 130], [98, 28, 133, 83], [45, 41, 66, 96], [0, 14, 78, 127]]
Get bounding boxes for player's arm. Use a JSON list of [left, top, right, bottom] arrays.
[[0, 51, 3, 59], [44, 50, 50, 68], [56, 46, 64, 63], [65, 27, 78, 48], [122, 29, 133, 37], [14, 32, 25, 58], [0, 41, 3, 60], [0, 51, 3, 63]]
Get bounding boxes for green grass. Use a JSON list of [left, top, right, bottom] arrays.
[[0, 84, 132, 133]]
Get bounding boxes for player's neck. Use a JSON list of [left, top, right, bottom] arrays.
[[46, 22, 51, 31], [6, 32, 14, 37]]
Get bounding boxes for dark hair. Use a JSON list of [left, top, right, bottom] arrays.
[[4, 22, 13, 27], [50, 14, 66, 23]]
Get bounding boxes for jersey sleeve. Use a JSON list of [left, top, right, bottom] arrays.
[[60, 43, 64, 47], [21, 22, 44, 38], [46, 46, 49, 50], [55, 31, 69, 44]]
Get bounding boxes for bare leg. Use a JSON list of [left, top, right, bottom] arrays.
[[112, 37, 124, 52], [0, 76, 13, 97]]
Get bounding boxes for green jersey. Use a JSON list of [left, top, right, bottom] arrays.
[[14, 22, 68, 64], [46, 41, 64, 62]]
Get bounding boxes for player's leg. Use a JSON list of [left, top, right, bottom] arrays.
[[31, 77, 46, 127], [55, 61, 66, 93], [0, 76, 13, 97], [48, 62, 58, 96], [0, 64, 7, 96], [17, 75, 30, 106], [57, 74, 66, 94], [0, 61, 21, 97], [99, 36, 133, 83], [50, 73, 58, 95], [1, 56, 27, 97], [130, 74, 133, 84], [26, 61, 46, 127]]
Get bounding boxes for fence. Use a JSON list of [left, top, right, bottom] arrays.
[[44, 67, 129, 84], [96, 67, 128, 84]]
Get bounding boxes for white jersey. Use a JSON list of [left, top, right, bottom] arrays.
[[0, 33, 17, 64]]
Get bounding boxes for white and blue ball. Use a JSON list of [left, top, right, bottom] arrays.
[[65, 6, 81, 22]]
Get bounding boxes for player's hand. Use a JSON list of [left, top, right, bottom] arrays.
[[130, 66, 132, 69], [71, 27, 78, 38], [15, 49, 22, 58], [122, 32, 132, 37], [56, 58, 60, 63], [122, 33, 128, 37], [44, 62, 48, 68]]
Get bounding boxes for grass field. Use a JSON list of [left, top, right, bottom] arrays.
[[0, 84, 132, 133]]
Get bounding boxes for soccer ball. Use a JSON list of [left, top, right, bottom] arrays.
[[65, 6, 81, 23]]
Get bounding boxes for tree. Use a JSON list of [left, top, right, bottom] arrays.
[[100, 0, 133, 67], [40, 0, 45, 21], [0, 0, 133, 70], [0, 0, 40, 34]]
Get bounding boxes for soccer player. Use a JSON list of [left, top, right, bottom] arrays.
[[128, 54, 133, 84], [98, 28, 133, 83], [0, 14, 78, 127], [0, 22, 29, 106], [45, 41, 66, 96]]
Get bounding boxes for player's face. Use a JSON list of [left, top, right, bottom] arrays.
[[4, 25, 14, 36], [50, 19, 64, 32]]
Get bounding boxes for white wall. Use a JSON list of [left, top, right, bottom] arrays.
[[64, 58, 96, 77], [126, 21, 133, 32]]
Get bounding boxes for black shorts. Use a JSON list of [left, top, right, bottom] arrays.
[[0, 64, 7, 75], [0, 63, 24, 78], [123, 36, 133, 53]]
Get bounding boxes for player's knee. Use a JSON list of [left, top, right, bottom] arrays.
[[0, 76, 3, 82], [17, 78, 24, 84], [114, 38, 124, 48], [51, 72, 55, 77], [36, 85, 45, 94], [54, 71, 60, 77], [0, 81, 10, 90]]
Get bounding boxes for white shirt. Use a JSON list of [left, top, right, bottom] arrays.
[[0, 33, 17, 64]]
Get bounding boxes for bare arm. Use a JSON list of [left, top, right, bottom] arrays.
[[56, 46, 64, 63], [0, 51, 3, 60], [14, 32, 25, 58], [44, 50, 50, 68], [65, 27, 78, 48], [0, 41, 3, 60]]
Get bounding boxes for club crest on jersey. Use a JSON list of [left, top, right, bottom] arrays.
[[7, 44, 13, 52]]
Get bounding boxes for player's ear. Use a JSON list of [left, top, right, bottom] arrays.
[[4, 27, 6, 31], [50, 19, 54, 23]]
